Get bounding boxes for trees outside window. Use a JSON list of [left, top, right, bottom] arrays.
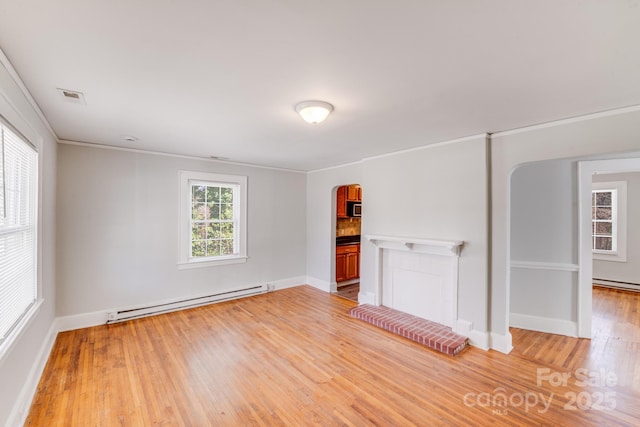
[[178, 171, 247, 269]]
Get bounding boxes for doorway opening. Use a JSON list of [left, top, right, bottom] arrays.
[[332, 184, 362, 302], [508, 156, 640, 346], [579, 158, 640, 338]]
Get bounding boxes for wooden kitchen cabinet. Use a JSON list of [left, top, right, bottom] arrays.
[[336, 243, 360, 282], [345, 252, 359, 279], [346, 185, 362, 202], [336, 186, 347, 218], [335, 252, 347, 282], [337, 185, 361, 219]]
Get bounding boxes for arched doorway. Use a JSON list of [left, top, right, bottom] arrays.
[[509, 156, 640, 340], [333, 184, 362, 301]]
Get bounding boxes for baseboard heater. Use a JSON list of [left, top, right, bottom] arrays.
[[593, 278, 640, 292], [106, 284, 268, 324]]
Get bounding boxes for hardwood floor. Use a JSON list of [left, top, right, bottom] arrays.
[[512, 286, 640, 391], [26, 285, 640, 426], [333, 282, 359, 302]]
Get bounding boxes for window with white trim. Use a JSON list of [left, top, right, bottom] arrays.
[[592, 181, 627, 262], [592, 189, 616, 251], [0, 121, 38, 348], [179, 171, 247, 269]]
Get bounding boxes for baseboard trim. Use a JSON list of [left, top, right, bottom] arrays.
[[270, 276, 306, 291], [6, 321, 58, 427], [453, 321, 512, 354], [57, 278, 308, 331], [455, 319, 490, 350], [490, 331, 513, 354], [510, 312, 578, 337], [305, 276, 332, 293], [593, 279, 640, 292], [57, 310, 108, 332], [357, 291, 376, 305], [337, 278, 359, 287]]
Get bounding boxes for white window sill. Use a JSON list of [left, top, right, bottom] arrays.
[[593, 251, 627, 263], [0, 298, 43, 365], [178, 256, 248, 270]]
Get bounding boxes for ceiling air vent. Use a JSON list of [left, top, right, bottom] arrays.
[[57, 88, 86, 105]]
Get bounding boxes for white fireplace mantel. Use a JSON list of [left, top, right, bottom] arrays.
[[365, 234, 464, 331], [366, 235, 464, 256]]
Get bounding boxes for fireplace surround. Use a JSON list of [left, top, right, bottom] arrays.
[[366, 235, 464, 330]]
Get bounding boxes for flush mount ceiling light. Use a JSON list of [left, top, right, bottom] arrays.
[[295, 100, 334, 124]]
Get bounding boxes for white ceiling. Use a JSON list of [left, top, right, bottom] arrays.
[[1, 1, 639, 171]]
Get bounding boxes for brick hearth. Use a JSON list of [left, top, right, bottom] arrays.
[[349, 304, 468, 356]]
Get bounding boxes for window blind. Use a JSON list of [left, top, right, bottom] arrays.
[[0, 122, 37, 346]]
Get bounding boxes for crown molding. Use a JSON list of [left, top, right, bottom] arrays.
[[0, 47, 58, 141]]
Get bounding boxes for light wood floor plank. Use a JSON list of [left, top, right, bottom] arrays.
[[26, 285, 640, 426]]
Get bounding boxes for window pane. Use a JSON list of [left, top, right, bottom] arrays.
[[595, 192, 612, 206], [206, 240, 220, 257], [192, 240, 206, 257], [220, 239, 234, 255], [192, 185, 206, 203], [207, 203, 219, 220], [0, 124, 38, 345], [595, 237, 612, 251], [207, 186, 220, 203], [221, 204, 233, 220], [192, 223, 207, 240], [220, 222, 233, 238], [595, 222, 612, 235], [184, 175, 244, 263], [595, 207, 611, 220], [591, 189, 618, 253], [192, 203, 206, 220], [221, 187, 233, 203], [207, 223, 220, 239]]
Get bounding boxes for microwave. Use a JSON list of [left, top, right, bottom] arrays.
[[347, 202, 362, 217]]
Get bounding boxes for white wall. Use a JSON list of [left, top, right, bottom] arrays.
[[307, 108, 640, 354], [361, 136, 490, 346], [306, 136, 491, 347], [508, 153, 640, 337], [593, 171, 640, 285], [56, 143, 307, 317], [492, 106, 640, 344], [0, 55, 58, 426], [511, 160, 577, 264], [509, 160, 579, 334]]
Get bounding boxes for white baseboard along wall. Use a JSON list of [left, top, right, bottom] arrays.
[[8, 277, 306, 427]]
